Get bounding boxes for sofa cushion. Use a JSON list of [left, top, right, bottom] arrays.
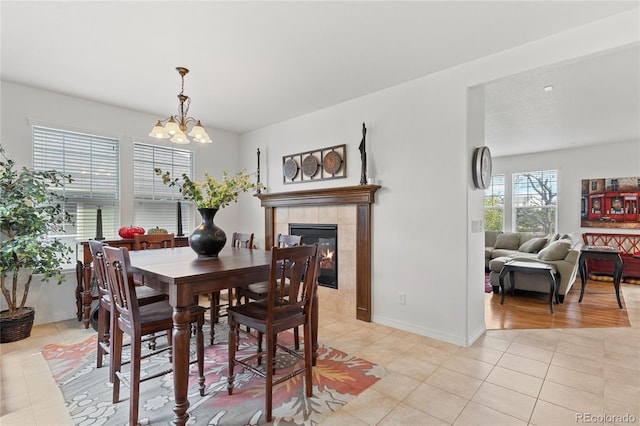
[[494, 233, 520, 250], [537, 239, 572, 261], [518, 237, 548, 253], [485, 231, 502, 248], [542, 233, 561, 248], [488, 256, 511, 272], [485, 247, 494, 259], [559, 232, 583, 249]]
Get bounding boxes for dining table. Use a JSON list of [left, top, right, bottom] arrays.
[[127, 245, 319, 426]]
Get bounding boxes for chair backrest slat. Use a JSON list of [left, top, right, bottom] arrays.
[[133, 233, 175, 250], [88, 240, 110, 299], [268, 244, 319, 318], [276, 234, 302, 248], [103, 246, 139, 327], [231, 232, 254, 248]]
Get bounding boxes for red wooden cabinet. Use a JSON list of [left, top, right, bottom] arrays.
[[582, 233, 640, 280], [75, 237, 189, 328]]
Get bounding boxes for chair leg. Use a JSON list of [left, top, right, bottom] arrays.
[[148, 333, 157, 350], [235, 290, 252, 333], [210, 288, 233, 345], [227, 318, 237, 395], [293, 326, 300, 350], [112, 326, 123, 403], [196, 315, 205, 396], [257, 331, 264, 365], [303, 320, 313, 397], [108, 307, 117, 383], [129, 336, 142, 426], [96, 305, 108, 368], [265, 331, 275, 423], [209, 291, 218, 345]]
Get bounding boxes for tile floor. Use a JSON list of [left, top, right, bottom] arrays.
[[1, 283, 639, 425]]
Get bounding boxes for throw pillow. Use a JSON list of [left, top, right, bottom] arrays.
[[494, 233, 520, 250], [537, 240, 572, 261], [542, 233, 560, 248], [518, 237, 548, 253]]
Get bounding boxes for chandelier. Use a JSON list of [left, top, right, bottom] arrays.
[[148, 67, 212, 144]]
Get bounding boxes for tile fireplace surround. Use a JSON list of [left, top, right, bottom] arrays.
[[277, 205, 354, 314], [257, 185, 381, 321]]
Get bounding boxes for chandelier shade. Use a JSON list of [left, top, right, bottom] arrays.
[[149, 67, 212, 144]]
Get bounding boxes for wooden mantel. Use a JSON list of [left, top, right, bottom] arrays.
[[256, 185, 381, 321]]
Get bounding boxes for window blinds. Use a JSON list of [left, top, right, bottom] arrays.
[[32, 126, 119, 241], [133, 143, 194, 233]]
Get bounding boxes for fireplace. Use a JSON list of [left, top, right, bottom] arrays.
[[257, 185, 380, 321], [289, 223, 338, 289]]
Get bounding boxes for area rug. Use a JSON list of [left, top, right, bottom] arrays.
[[485, 273, 492, 293], [42, 324, 385, 425]]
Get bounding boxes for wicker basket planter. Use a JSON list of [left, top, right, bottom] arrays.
[[0, 307, 35, 343]]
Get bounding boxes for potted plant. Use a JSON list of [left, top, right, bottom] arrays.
[[154, 168, 260, 257], [0, 146, 73, 343]]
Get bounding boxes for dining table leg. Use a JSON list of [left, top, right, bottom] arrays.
[[171, 306, 191, 426]]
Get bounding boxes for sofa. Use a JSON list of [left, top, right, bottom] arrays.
[[485, 231, 583, 302]]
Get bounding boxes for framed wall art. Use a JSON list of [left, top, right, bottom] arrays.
[[581, 176, 640, 229]]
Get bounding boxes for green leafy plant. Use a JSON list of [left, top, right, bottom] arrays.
[[0, 145, 73, 318], [154, 168, 261, 209]]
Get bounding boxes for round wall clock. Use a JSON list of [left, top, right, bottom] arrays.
[[472, 146, 492, 190]]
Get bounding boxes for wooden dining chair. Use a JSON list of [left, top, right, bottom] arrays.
[[235, 233, 303, 348], [89, 240, 166, 379], [133, 233, 175, 250], [103, 246, 206, 426], [227, 244, 320, 422], [131, 233, 175, 288], [206, 232, 255, 345], [235, 234, 302, 304]]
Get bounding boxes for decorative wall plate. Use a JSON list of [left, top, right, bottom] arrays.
[[282, 144, 346, 184], [323, 151, 342, 174], [302, 155, 319, 177], [283, 158, 299, 180]]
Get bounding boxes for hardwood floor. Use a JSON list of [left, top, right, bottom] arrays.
[[485, 277, 632, 329]]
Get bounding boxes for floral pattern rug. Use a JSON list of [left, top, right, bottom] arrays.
[[485, 273, 493, 293], [41, 323, 385, 425]]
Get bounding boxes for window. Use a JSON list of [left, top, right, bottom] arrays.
[[484, 174, 505, 231], [512, 170, 557, 233], [32, 126, 119, 246], [133, 143, 194, 234]]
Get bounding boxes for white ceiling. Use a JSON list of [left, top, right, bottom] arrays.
[[484, 45, 639, 157], [1, 1, 638, 157]]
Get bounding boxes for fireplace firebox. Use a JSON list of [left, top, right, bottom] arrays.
[[289, 223, 338, 289]]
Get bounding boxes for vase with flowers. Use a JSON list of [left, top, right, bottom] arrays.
[[154, 168, 259, 258]]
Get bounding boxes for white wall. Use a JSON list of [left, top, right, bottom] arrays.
[[493, 140, 640, 236], [238, 11, 639, 346], [0, 82, 241, 325]]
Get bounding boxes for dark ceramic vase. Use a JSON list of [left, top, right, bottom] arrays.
[[189, 208, 227, 258]]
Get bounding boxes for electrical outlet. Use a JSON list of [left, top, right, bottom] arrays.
[[398, 292, 406, 305]]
